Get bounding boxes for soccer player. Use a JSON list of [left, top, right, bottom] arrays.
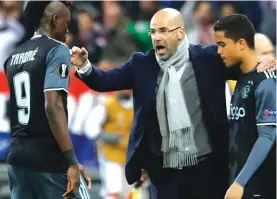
[[3, 1, 91, 199], [214, 14, 276, 199]]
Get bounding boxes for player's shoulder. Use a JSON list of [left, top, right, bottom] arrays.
[[28, 35, 69, 53], [42, 36, 69, 54], [260, 70, 276, 80], [254, 70, 276, 84], [45, 36, 69, 49], [45, 37, 70, 62], [12, 35, 68, 56], [250, 70, 276, 92]]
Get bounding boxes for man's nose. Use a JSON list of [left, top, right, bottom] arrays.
[[217, 47, 222, 55], [152, 36, 162, 44]]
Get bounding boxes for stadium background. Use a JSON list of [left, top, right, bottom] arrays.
[[0, 1, 275, 198]]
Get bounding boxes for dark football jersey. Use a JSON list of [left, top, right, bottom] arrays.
[[229, 68, 276, 191], [4, 35, 70, 172]]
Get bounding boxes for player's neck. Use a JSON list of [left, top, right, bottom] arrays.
[[36, 27, 53, 39], [240, 51, 259, 74]]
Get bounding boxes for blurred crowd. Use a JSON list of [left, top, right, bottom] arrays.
[[0, 1, 275, 69]]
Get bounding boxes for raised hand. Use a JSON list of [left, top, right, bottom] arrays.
[[70, 46, 88, 68], [257, 56, 277, 73]]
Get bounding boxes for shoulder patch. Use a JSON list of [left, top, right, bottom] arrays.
[[57, 64, 69, 78]]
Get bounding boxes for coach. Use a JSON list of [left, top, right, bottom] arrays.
[[71, 8, 276, 199]]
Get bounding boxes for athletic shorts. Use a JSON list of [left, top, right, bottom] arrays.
[[8, 164, 91, 199]]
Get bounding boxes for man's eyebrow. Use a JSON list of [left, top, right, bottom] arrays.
[[150, 27, 167, 30]]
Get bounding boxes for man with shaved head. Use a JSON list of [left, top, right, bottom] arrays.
[[71, 8, 276, 199], [4, 1, 91, 199], [255, 33, 275, 58], [150, 8, 185, 60]]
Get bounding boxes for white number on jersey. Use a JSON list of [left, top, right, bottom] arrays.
[[13, 72, 31, 125]]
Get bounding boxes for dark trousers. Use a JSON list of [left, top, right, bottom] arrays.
[[242, 187, 276, 199], [141, 151, 218, 199], [242, 180, 276, 199], [8, 164, 91, 199]]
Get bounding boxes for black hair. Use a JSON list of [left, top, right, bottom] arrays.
[[23, 1, 72, 39], [213, 14, 255, 49]]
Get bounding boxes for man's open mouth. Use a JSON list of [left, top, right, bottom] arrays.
[[156, 45, 167, 54]]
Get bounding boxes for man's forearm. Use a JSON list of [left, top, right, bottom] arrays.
[[74, 56, 133, 92], [74, 60, 110, 92], [45, 101, 78, 165], [46, 104, 73, 151], [235, 135, 274, 186]]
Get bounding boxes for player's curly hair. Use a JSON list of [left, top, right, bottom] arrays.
[[23, 1, 72, 39]]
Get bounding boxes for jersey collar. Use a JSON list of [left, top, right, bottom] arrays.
[[31, 34, 42, 39]]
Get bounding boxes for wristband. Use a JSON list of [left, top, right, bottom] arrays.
[[63, 149, 78, 166]]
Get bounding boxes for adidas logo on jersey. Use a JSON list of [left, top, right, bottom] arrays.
[[264, 71, 276, 79]]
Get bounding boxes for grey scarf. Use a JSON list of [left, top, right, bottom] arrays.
[[156, 36, 198, 169]]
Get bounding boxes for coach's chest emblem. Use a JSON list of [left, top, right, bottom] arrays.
[[241, 85, 250, 99]]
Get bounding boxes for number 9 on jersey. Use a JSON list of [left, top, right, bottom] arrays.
[[13, 72, 30, 125]]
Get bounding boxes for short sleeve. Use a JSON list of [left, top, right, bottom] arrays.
[[44, 44, 70, 93], [255, 78, 276, 126]]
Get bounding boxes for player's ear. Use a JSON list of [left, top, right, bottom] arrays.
[[52, 15, 58, 28], [237, 39, 245, 51]]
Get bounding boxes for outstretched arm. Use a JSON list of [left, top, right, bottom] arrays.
[[71, 47, 133, 92]]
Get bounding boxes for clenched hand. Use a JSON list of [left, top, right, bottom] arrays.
[[70, 46, 88, 68]]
